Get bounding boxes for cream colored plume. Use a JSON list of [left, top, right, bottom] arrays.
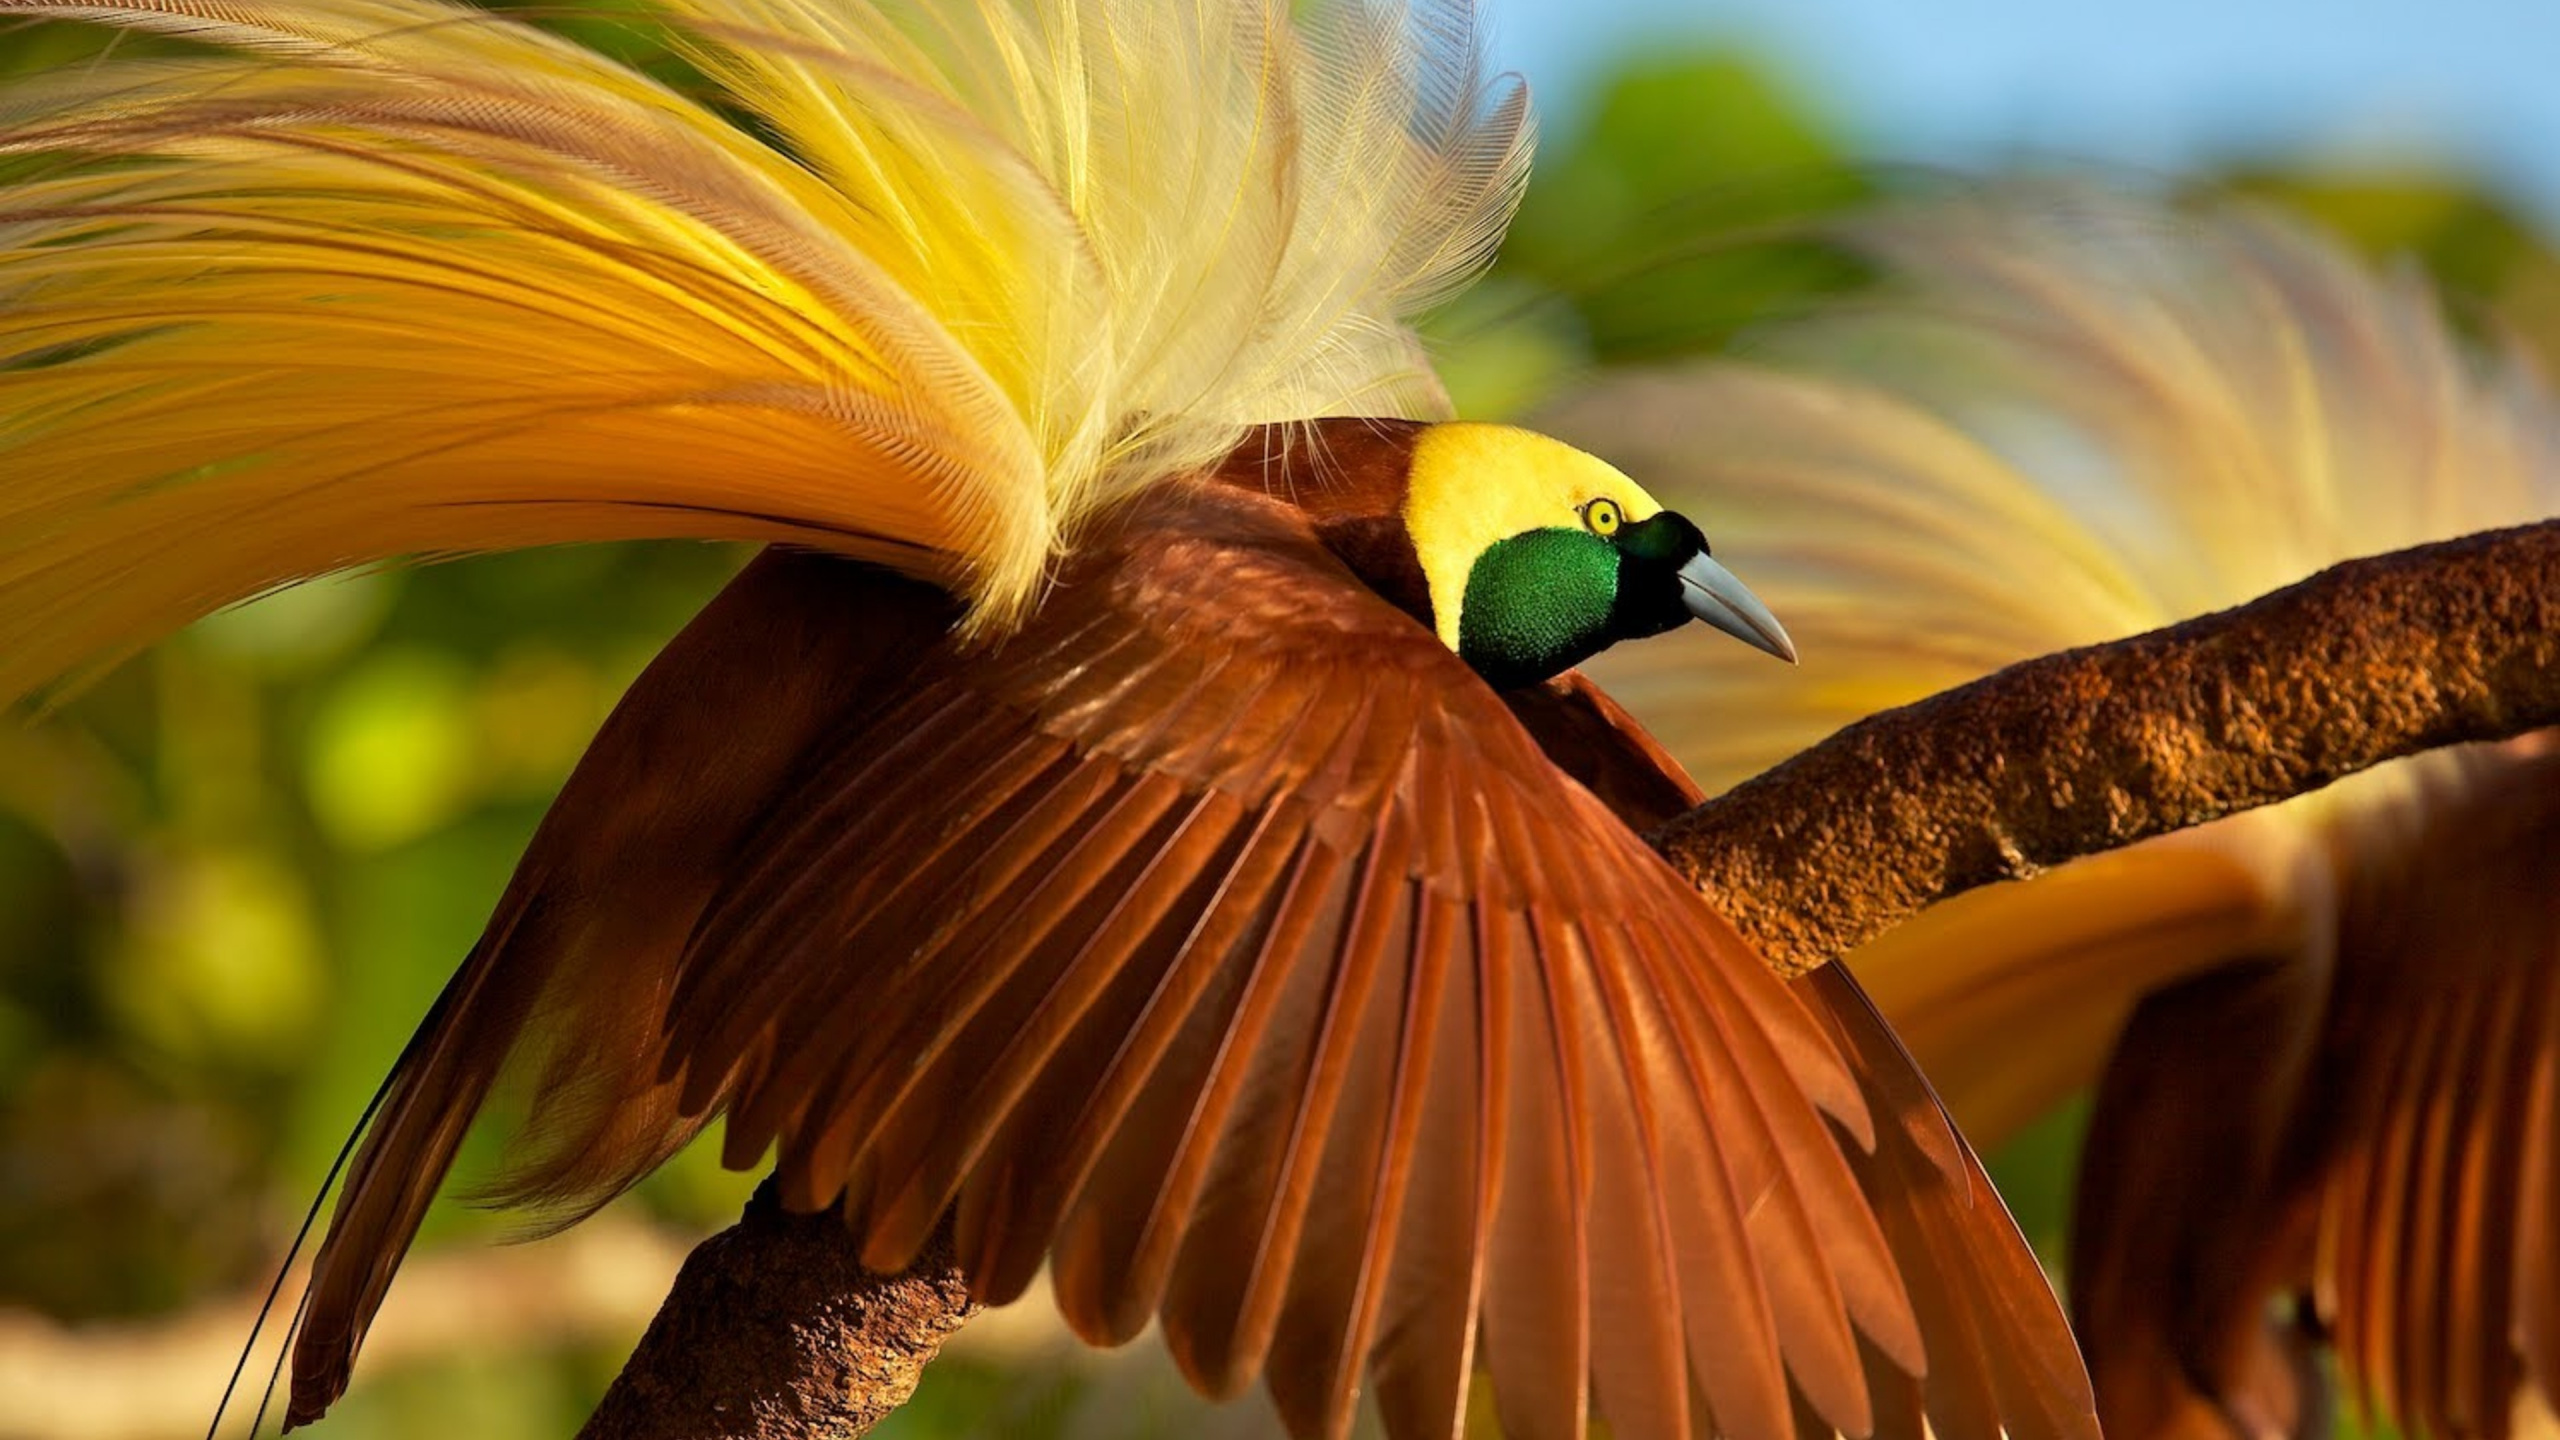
[[1556, 191, 2556, 803], [0, 0, 1530, 701], [1555, 190, 2560, 1127], [1552, 189, 2560, 1440]]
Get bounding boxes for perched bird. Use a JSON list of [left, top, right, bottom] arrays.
[[1559, 193, 2560, 1440], [0, 3, 2094, 1439]]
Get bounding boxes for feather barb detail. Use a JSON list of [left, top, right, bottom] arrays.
[[0, 0, 1532, 701]]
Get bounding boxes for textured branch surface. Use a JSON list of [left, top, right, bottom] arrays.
[[1659, 519, 2560, 975], [581, 519, 2558, 1436], [577, 1185, 976, 1440]]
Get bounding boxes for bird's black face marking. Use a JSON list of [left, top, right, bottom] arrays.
[[1457, 507, 1766, 690], [1603, 510, 1711, 644]]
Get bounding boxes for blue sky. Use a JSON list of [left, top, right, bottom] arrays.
[[1488, 0, 2560, 228]]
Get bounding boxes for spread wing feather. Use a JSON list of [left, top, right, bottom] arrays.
[[1548, 190, 2560, 1438], [0, 0, 1528, 702], [1511, 672, 2093, 1440], [283, 479, 2091, 1440], [634, 484, 1912, 1440], [2069, 739, 2560, 1440], [285, 550, 955, 1419]]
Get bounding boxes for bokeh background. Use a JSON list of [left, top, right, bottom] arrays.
[[5, 2, 2559, 1436]]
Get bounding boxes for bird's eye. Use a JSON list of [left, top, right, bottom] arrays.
[[1581, 498, 1623, 536]]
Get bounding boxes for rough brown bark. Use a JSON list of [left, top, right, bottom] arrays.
[[1658, 519, 2560, 975], [576, 1184, 976, 1440], [583, 519, 2559, 1437]]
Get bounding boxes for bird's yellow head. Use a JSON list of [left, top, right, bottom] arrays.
[[1399, 423, 1797, 689]]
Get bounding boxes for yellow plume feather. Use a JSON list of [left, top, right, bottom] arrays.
[[1559, 192, 2558, 805], [1552, 189, 2560, 1142], [0, 0, 1530, 702], [1557, 190, 2560, 1124], [1554, 191, 2560, 1435]]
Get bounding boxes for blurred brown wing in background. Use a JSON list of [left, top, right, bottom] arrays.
[[1548, 190, 2560, 1440], [2072, 735, 2560, 1440]]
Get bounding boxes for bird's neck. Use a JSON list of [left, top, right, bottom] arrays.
[[1211, 417, 1437, 629]]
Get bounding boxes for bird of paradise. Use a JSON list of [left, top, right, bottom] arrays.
[[1566, 192, 2560, 1440], [0, 3, 2094, 1438]]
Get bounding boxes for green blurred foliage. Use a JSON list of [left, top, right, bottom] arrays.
[[2222, 169, 2560, 374], [1499, 52, 1875, 361], [5, 8, 2558, 1438], [1429, 50, 1878, 418], [0, 543, 752, 1415]]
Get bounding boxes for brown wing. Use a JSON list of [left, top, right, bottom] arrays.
[[1510, 672, 2099, 1440], [290, 478, 2073, 1440], [662, 483, 1937, 1440], [2068, 956, 2330, 1440], [284, 553, 954, 1424], [2070, 735, 2560, 1440]]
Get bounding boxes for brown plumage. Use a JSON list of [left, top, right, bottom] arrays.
[[282, 423, 2095, 1440], [1559, 191, 2560, 1440], [0, 6, 2095, 1434], [2066, 736, 2560, 1440]]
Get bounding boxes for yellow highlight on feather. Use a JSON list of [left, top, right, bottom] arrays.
[[0, 0, 1532, 705], [1847, 829, 2306, 1143], [1563, 191, 2560, 1150], [1569, 194, 2560, 806]]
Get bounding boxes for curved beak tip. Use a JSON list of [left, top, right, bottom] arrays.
[[1676, 554, 1798, 665]]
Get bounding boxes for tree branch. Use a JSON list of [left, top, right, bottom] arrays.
[[1658, 519, 2560, 975], [579, 519, 2559, 1435], [577, 1184, 976, 1440]]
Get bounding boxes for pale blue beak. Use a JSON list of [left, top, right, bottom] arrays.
[[1677, 553, 1798, 664]]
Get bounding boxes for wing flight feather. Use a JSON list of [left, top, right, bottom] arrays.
[[283, 479, 2096, 1438]]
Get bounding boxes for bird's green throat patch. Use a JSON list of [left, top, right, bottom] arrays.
[[1455, 528, 1619, 689]]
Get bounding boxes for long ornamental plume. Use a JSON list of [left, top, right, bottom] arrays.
[[3, 6, 2100, 1440], [1565, 192, 2560, 1440]]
